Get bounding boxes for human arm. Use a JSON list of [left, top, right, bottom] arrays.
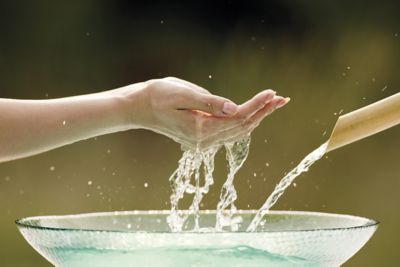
[[0, 77, 289, 162]]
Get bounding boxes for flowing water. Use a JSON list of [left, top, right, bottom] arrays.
[[167, 139, 328, 233], [167, 136, 251, 232], [167, 146, 220, 232], [22, 141, 360, 267], [247, 142, 328, 232], [215, 137, 251, 231]]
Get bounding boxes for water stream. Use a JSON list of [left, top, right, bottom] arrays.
[[167, 135, 327, 233], [215, 137, 251, 231], [167, 136, 251, 232], [247, 142, 328, 231]]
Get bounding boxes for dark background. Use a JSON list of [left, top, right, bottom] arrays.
[[0, 0, 399, 266]]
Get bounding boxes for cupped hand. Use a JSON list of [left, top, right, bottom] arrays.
[[125, 77, 289, 150]]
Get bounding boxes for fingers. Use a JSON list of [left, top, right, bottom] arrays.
[[198, 89, 277, 132], [177, 90, 239, 117], [238, 90, 276, 119], [248, 96, 290, 124], [160, 77, 238, 117], [198, 95, 290, 147]]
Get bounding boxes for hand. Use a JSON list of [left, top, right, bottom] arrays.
[[0, 77, 289, 162], [124, 77, 290, 150]]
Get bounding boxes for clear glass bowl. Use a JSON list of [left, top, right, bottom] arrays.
[[16, 210, 378, 267]]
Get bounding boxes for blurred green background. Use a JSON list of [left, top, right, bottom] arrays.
[[0, 0, 399, 266]]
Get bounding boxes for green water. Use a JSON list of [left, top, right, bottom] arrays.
[[47, 246, 316, 267]]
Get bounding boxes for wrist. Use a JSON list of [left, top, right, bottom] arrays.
[[108, 82, 151, 130]]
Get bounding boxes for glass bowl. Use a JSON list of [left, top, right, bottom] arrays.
[[16, 210, 378, 267]]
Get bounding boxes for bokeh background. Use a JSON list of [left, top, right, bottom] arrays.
[[0, 0, 399, 266]]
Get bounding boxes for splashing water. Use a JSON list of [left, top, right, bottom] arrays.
[[247, 142, 328, 232], [167, 136, 251, 232], [216, 137, 251, 231], [167, 146, 219, 232], [167, 134, 327, 233]]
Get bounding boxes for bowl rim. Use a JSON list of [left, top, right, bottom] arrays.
[[15, 210, 379, 234]]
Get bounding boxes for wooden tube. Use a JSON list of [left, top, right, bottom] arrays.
[[326, 92, 400, 153]]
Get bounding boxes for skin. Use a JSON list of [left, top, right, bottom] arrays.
[[0, 77, 289, 163]]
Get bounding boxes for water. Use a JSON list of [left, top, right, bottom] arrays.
[[167, 146, 219, 232], [167, 136, 251, 232], [216, 137, 251, 231], [167, 138, 328, 233], [18, 210, 378, 267], [47, 246, 313, 267], [247, 142, 328, 232]]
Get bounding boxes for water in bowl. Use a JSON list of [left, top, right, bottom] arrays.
[[45, 246, 309, 267], [16, 210, 378, 267]]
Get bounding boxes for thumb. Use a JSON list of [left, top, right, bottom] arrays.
[[178, 91, 238, 117]]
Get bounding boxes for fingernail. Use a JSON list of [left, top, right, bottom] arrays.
[[277, 97, 291, 108], [222, 102, 238, 115], [265, 90, 276, 102]]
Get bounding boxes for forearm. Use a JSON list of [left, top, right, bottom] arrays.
[[0, 77, 288, 163], [0, 86, 142, 162]]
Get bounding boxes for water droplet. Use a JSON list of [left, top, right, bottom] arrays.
[[160, 20, 164, 24], [293, 183, 297, 187], [49, 166, 55, 171], [265, 162, 270, 167], [346, 66, 351, 70], [208, 74, 212, 79], [4, 176, 11, 182], [127, 223, 132, 229], [107, 149, 111, 154], [322, 131, 327, 136], [62, 120, 66, 126], [253, 172, 257, 177], [144, 182, 148, 188], [88, 180, 92, 185]]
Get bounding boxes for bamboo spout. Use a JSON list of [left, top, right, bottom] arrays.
[[326, 92, 400, 153]]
